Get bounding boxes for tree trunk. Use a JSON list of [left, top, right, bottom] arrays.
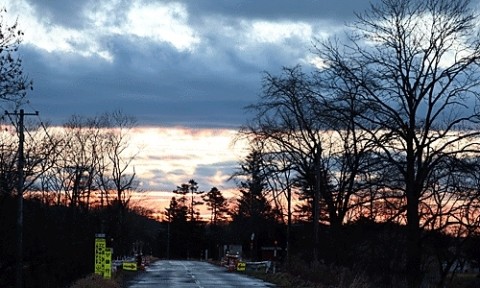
[[312, 188, 320, 263], [287, 186, 291, 264], [406, 192, 422, 288], [329, 213, 343, 264], [313, 153, 321, 264]]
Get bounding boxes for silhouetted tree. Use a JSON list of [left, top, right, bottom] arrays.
[[242, 66, 374, 263], [59, 115, 105, 210], [164, 196, 189, 258], [173, 179, 204, 222], [22, 122, 64, 205], [0, 128, 18, 197], [165, 196, 188, 224], [0, 7, 33, 198], [260, 150, 296, 263], [232, 150, 272, 219], [315, 0, 480, 285], [230, 150, 275, 260], [202, 187, 228, 225], [0, 7, 32, 104], [97, 110, 138, 209]]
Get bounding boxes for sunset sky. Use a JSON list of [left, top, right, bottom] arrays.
[[127, 127, 248, 213], [8, 0, 477, 212]]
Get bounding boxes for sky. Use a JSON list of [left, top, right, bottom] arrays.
[[1, 0, 375, 212], [3, 0, 370, 127]]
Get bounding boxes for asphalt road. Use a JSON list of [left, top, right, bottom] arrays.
[[126, 260, 276, 288]]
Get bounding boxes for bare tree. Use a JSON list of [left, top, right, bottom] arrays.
[[423, 156, 480, 287], [314, 0, 480, 285], [42, 111, 138, 210], [0, 119, 63, 207], [0, 124, 19, 197], [259, 149, 296, 263], [59, 115, 105, 210], [0, 7, 32, 104], [242, 66, 374, 263], [22, 122, 64, 204], [0, 7, 33, 198], [98, 110, 138, 209]]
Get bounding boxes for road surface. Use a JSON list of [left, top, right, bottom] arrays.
[[126, 260, 276, 288]]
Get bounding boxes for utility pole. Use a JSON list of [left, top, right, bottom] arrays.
[[313, 148, 321, 264], [167, 220, 170, 259], [6, 109, 39, 288]]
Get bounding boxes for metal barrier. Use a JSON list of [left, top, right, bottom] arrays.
[[245, 261, 272, 273]]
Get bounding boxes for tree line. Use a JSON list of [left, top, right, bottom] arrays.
[[0, 9, 155, 287], [231, 0, 480, 287], [62, 6, 480, 287]]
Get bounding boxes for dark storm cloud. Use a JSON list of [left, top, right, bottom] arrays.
[[21, 46, 127, 122], [25, 0, 131, 28], [25, 0, 86, 27], [10, 0, 372, 127], [23, 27, 261, 127], [186, 0, 370, 23]]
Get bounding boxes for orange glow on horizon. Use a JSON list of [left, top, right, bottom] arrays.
[[129, 126, 248, 193]]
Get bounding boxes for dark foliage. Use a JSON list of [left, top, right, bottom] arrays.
[[0, 194, 161, 288], [1, 189, 479, 288]]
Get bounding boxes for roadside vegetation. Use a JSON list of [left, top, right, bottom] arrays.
[[68, 274, 121, 288]]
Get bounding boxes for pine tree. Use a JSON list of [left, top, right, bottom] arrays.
[[230, 150, 275, 260], [173, 179, 204, 221], [202, 187, 228, 225]]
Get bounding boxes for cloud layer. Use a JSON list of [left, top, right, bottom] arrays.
[[2, 1, 369, 204], [129, 127, 246, 197], [5, 0, 362, 127]]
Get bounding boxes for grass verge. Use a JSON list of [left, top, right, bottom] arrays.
[[68, 273, 122, 288]]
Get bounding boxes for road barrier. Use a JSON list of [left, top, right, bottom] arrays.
[[245, 261, 272, 273], [222, 253, 240, 271], [221, 253, 273, 274]]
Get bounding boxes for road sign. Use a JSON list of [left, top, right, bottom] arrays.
[[94, 238, 106, 275], [104, 248, 112, 279], [123, 261, 138, 271], [237, 261, 246, 272]]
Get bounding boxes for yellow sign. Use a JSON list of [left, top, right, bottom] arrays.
[[123, 262, 138, 271], [237, 261, 246, 272], [94, 238, 106, 275], [104, 248, 112, 279]]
